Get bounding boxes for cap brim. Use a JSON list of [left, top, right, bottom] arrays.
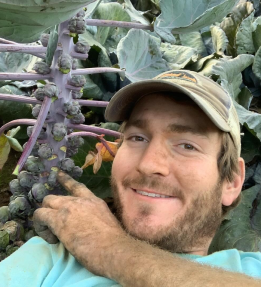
[[105, 80, 231, 132]]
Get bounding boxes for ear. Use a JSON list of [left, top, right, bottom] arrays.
[[221, 157, 245, 206]]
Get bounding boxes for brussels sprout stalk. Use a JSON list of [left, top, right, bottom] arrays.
[[13, 97, 52, 175], [86, 19, 153, 31], [0, 119, 37, 137], [0, 94, 42, 105], [0, 44, 47, 54], [67, 124, 121, 138]]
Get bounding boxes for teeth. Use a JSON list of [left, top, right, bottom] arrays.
[[135, 190, 171, 198]]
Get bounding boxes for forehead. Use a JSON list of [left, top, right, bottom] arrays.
[[127, 93, 219, 132]]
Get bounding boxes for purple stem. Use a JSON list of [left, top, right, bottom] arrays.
[[0, 38, 45, 59], [0, 44, 46, 53], [13, 97, 52, 175], [71, 67, 124, 77], [0, 119, 36, 137], [0, 93, 42, 105], [68, 131, 117, 157], [65, 84, 82, 91], [0, 93, 108, 108], [67, 123, 121, 138], [85, 19, 153, 31], [77, 99, 108, 107], [70, 51, 88, 60], [0, 73, 51, 81]]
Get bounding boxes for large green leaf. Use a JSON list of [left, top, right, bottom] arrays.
[[117, 29, 169, 82], [220, 1, 254, 56], [0, 0, 95, 42], [252, 46, 261, 80], [179, 32, 207, 57], [241, 126, 261, 163], [236, 10, 255, 55], [123, 0, 151, 25], [209, 184, 261, 253], [210, 25, 228, 54], [92, 3, 131, 53], [200, 54, 254, 100], [160, 43, 198, 70], [154, 0, 239, 43], [0, 51, 33, 73]]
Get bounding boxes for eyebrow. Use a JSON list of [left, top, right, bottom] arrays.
[[125, 119, 209, 138]]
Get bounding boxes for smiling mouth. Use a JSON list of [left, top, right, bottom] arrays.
[[133, 189, 172, 198]]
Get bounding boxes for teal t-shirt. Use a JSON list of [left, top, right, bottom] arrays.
[[0, 236, 261, 286]]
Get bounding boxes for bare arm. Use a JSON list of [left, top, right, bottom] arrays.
[[33, 172, 261, 287]]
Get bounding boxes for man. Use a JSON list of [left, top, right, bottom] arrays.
[[1, 70, 261, 286]]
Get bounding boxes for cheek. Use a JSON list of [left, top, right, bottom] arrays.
[[174, 158, 219, 192]]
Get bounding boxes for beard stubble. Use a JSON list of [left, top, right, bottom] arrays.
[[111, 174, 223, 253]]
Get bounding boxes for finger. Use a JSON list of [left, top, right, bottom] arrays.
[[33, 208, 59, 244], [42, 194, 74, 209], [57, 170, 91, 197]]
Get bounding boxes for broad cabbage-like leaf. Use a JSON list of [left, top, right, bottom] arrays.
[[179, 32, 207, 57], [0, 0, 95, 42], [160, 43, 198, 70], [209, 184, 261, 253], [220, 1, 254, 56], [210, 25, 228, 54], [253, 46, 261, 80], [92, 3, 131, 53], [123, 0, 151, 25], [117, 29, 169, 82], [154, 0, 239, 43]]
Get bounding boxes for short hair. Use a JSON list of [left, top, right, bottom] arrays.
[[115, 92, 241, 217]]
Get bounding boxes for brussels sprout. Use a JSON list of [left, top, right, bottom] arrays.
[[32, 84, 58, 100], [9, 179, 27, 196], [68, 75, 86, 87], [40, 33, 50, 47], [2, 221, 24, 242], [32, 104, 42, 118], [60, 158, 75, 172], [72, 58, 78, 70], [70, 166, 83, 179], [63, 101, 81, 116], [27, 126, 46, 139], [58, 53, 72, 74], [28, 183, 48, 203], [71, 113, 85, 124], [18, 171, 39, 190], [24, 156, 45, 174], [38, 143, 53, 159], [66, 146, 78, 157], [68, 16, 85, 35], [51, 123, 67, 142], [0, 207, 9, 224], [9, 197, 32, 219], [47, 170, 58, 187], [71, 90, 83, 99], [33, 61, 51, 75], [75, 42, 90, 54]]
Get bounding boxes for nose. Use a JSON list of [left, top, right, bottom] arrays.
[[136, 139, 170, 177]]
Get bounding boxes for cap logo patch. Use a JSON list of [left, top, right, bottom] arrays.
[[157, 71, 197, 84]]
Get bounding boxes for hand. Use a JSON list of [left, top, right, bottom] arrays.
[[33, 171, 125, 275]]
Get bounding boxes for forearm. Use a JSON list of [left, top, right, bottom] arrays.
[[100, 235, 261, 287]]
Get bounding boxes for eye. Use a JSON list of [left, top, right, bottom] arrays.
[[130, 135, 147, 142], [179, 143, 196, 151]]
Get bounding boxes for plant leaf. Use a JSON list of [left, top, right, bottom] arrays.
[[0, 0, 95, 42], [252, 46, 261, 80], [117, 29, 169, 82], [236, 10, 255, 55], [154, 0, 239, 43], [210, 25, 228, 54], [46, 25, 59, 67], [220, 1, 254, 56], [123, 0, 151, 25], [160, 43, 198, 70], [200, 54, 254, 100], [92, 2, 131, 53], [0, 134, 10, 170], [5, 136, 23, 152], [179, 32, 207, 57]]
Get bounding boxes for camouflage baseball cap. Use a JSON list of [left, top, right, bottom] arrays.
[[105, 70, 241, 156]]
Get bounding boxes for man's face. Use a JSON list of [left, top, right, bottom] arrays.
[[111, 94, 225, 254]]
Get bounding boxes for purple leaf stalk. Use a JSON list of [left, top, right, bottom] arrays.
[[0, 9, 133, 220]]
